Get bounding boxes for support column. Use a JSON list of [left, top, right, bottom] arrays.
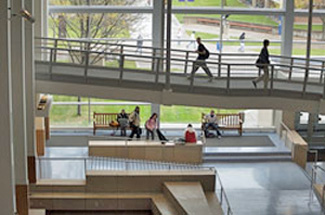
[[307, 113, 318, 141], [152, 0, 164, 126], [25, 0, 37, 184], [151, 104, 161, 127], [281, 0, 294, 57], [0, 1, 16, 214], [34, 0, 43, 60], [11, 0, 29, 214]]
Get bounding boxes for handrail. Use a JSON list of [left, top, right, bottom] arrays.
[[216, 172, 233, 215], [35, 46, 325, 73], [35, 37, 325, 64]]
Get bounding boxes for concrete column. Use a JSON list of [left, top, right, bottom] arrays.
[[151, 0, 164, 127], [281, 0, 294, 57], [25, 0, 37, 184], [307, 113, 318, 141], [152, 0, 164, 69], [34, 0, 43, 60], [11, 0, 29, 214], [42, 0, 48, 38], [151, 104, 161, 127], [0, 1, 16, 214]]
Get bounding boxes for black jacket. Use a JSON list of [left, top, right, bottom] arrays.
[[259, 47, 270, 64]]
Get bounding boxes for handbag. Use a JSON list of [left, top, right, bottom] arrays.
[[255, 58, 263, 69]]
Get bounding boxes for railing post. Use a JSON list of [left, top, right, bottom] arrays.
[[220, 187, 223, 205], [184, 51, 189, 74], [120, 45, 124, 55], [84, 50, 90, 82], [190, 63, 195, 91], [53, 39, 58, 62], [302, 68, 309, 97], [323, 74, 325, 99], [151, 48, 156, 72], [155, 58, 160, 84], [227, 64, 230, 93], [218, 54, 222, 77], [320, 61, 325, 84], [270, 65, 274, 95], [119, 55, 125, 84], [39, 158, 42, 180], [289, 58, 294, 80], [49, 48, 54, 79]]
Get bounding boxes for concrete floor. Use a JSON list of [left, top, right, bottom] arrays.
[[39, 131, 323, 214]]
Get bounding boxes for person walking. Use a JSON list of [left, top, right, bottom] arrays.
[[129, 106, 141, 140], [145, 113, 158, 140], [117, 109, 128, 136], [136, 34, 143, 55], [253, 39, 270, 89], [238, 32, 245, 52], [189, 37, 213, 82]]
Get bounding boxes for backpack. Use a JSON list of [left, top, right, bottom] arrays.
[[203, 46, 210, 60]]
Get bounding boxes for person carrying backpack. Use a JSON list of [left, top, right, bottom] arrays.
[[189, 37, 213, 82]]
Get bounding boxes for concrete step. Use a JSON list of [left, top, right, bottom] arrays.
[[162, 182, 223, 215], [204, 151, 291, 157], [204, 155, 292, 162], [151, 195, 179, 215]]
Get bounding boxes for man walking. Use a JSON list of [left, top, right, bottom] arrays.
[[189, 37, 213, 82], [253, 39, 270, 89]]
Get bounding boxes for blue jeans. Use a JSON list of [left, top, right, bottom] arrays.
[[205, 123, 221, 136]]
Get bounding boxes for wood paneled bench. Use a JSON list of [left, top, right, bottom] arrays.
[[93, 112, 130, 135], [201, 113, 244, 136]]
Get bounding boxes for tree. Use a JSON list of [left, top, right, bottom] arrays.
[[49, 0, 139, 116]]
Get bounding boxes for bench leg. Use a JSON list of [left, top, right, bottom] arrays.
[[93, 128, 96, 136]]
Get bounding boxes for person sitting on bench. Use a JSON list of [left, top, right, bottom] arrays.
[[204, 110, 222, 138], [185, 124, 197, 143]]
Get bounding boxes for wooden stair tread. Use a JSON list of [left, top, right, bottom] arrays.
[[152, 194, 179, 215]]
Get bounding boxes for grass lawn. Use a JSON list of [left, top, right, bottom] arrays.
[[50, 95, 240, 125], [264, 48, 325, 56], [294, 24, 324, 31]]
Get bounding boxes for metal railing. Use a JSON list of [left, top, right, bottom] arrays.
[[216, 173, 233, 215], [34, 37, 325, 98]]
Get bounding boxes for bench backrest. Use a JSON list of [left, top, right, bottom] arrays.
[[201, 113, 244, 126], [93, 112, 119, 126]]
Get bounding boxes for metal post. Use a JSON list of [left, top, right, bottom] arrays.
[[84, 50, 90, 81], [289, 58, 294, 80], [218, 54, 222, 77], [303, 0, 314, 96], [320, 61, 325, 84], [49, 48, 53, 78], [323, 74, 325, 99], [270, 65, 274, 93], [155, 58, 160, 84], [227, 64, 231, 93], [166, 0, 172, 90], [119, 55, 125, 84], [220, 187, 223, 205], [53, 39, 58, 62], [184, 52, 189, 74], [151, 48, 156, 72]]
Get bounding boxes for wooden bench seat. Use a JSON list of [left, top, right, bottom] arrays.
[[93, 112, 130, 135], [201, 113, 244, 136]]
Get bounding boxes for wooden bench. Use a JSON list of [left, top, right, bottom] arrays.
[[93, 112, 129, 135], [201, 113, 244, 136]]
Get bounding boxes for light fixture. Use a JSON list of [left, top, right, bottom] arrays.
[[9, 7, 35, 24]]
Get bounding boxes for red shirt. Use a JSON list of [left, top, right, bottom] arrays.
[[185, 130, 197, 143]]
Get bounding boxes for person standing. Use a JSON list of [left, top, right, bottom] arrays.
[[187, 31, 196, 49], [189, 37, 213, 82], [117, 109, 128, 136], [204, 110, 222, 138], [129, 106, 141, 139], [145, 113, 158, 140], [238, 32, 245, 52], [253, 39, 270, 89]]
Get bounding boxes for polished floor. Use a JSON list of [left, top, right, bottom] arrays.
[[40, 145, 323, 215]]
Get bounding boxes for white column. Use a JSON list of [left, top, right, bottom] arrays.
[[25, 0, 37, 184], [42, 0, 48, 38], [11, 0, 29, 186], [152, 0, 164, 127], [281, 0, 294, 57], [0, 1, 16, 214], [34, 0, 43, 60]]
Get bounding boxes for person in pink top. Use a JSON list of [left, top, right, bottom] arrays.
[[145, 113, 158, 140]]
